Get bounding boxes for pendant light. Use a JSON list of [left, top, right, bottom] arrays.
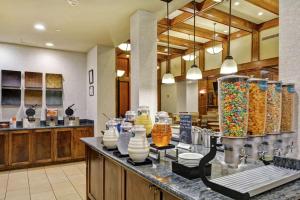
[[220, 0, 238, 74], [118, 42, 131, 51], [162, 0, 175, 84], [186, 0, 202, 80], [206, 23, 223, 54]]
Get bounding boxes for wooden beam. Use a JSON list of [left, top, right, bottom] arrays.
[[158, 34, 202, 49], [199, 47, 205, 71], [257, 18, 279, 31], [230, 30, 251, 40], [245, 0, 279, 15], [252, 30, 260, 61], [157, 45, 185, 55], [180, 4, 256, 32], [172, 23, 227, 42]]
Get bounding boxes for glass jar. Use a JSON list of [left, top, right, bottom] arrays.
[[218, 75, 249, 137], [117, 122, 133, 155], [152, 111, 172, 147], [135, 106, 153, 136], [125, 111, 136, 124], [265, 81, 282, 134], [281, 83, 295, 132], [247, 78, 268, 136]]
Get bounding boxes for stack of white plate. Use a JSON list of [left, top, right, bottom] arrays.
[[178, 153, 203, 168]]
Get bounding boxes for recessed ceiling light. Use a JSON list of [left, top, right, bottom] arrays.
[[213, 0, 223, 2], [66, 0, 79, 6], [234, 1, 240, 6], [126, 54, 130, 58], [224, 30, 228, 33], [258, 12, 264, 16], [215, 33, 218, 37], [164, 48, 168, 52], [34, 23, 46, 31], [45, 42, 54, 47]]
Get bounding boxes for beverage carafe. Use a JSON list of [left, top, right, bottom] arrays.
[[152, 111, 172, 147], [128, 125, 149, 162], [117, 122, 132, 155], [135, 106, 152, 137]]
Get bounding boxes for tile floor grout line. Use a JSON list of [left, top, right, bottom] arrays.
[[3, 171, 10, 200], [26, 168, 32, 200], [44, 166, 58, 200], [61, 166, 84, 200]]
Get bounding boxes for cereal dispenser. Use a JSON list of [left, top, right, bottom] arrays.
[[247, 78, 267, 136], [265, 81, 282, 134], [218, 75, 249, 167]]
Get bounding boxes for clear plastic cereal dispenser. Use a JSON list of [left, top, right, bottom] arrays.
[[247, 78, 268, 136], [265, 81, 282, 134], [281, 83, 295, 133], [218, 75, 249, 138]]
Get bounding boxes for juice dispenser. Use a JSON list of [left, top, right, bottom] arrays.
[[152, 111, 172, 147], [135, 106, 153, 137]]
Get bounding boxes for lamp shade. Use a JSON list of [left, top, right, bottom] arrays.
[[182, 54, 196, 61], [220, 56, 238, 74], [118, 43, 131, 51], [162, 73, 175, 84], [116, 70, 125, 77], [186, 64, 202, 80], [206, 46, 223, 54]]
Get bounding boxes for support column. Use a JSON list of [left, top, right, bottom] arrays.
[[279, 0, 300, 151], [130, 10, 157, 120]]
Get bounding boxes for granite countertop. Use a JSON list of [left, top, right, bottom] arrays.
[[81, 137, 300, 200], [0, 119, 94, 131]]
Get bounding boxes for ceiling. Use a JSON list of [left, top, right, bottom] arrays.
[[0, 0, 188, 52]]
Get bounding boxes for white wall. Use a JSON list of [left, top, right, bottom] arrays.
[[86, 46, 98, 130], [161, 83, 177, 113], [260, 26, 279, 60], [231, 34, 252, 64], [205, 45, 222, 70], [170, 57, 181, 77], [0, 43, 87, 121], [186, 81, 198, 112], [279, 0, 300, 150]]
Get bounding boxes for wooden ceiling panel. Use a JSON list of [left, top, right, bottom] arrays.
[[245, 0, 279, 15]]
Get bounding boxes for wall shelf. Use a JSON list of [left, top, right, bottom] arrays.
[[46, 90, 63, 106], [1, 70, 21, 88], [24, 89, 42, 106], [46, 73, 63, 89], [1, 88, 21, 106], [25, 72, 43, 89]]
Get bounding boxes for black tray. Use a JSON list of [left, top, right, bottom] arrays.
[[150, 143, 175, 150], [113, 150, 129, 158], [172, 161, 211, 180], [103, 146, 118, 151], [127, 158, 152, 166]]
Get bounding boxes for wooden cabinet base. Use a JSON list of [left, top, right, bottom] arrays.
[[0, 126, 93, 171]]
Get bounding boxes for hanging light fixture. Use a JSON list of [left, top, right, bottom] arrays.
[[162, 0, 175, 84], [220, 0, 238, 74], [206, 23, 223, 55], [186, 0, 202, 80], [118, 42, 131, 51]]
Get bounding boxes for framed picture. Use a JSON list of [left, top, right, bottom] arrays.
[[89, 69, 94, 84], [89, 86, 94, 96]]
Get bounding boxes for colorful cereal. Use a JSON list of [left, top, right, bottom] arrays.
[[218, 76, 249, 137]]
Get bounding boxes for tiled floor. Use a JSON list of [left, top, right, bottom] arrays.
[[0, 162, 86, 200]]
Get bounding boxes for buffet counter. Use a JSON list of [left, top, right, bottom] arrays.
[[82, 137, 300, 200], [0, 120, 94, 170]]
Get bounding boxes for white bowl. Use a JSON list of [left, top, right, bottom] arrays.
[[178, 153, 203, 160]]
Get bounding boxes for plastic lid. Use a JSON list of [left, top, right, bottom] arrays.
[[217, 75, 249, 82], [248, 78, 268, 82], [157, 111, 169, 118], [267, 80, 282, 84], [125, 110, 136, 115], [282, 82, 295, 86]]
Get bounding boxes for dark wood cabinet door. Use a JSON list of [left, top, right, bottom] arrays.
[[54, 128, 72, 161], [87, 148, 104, 200], [72, 127, 93, 159], [9, 130, 32, 166], [162, 191, 182, 200], [126, 170, 156, 200], [0, 132, 8, 168], [104, 158, 124, 200], [32, 129, 53, 163]]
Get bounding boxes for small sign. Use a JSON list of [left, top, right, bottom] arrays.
[[179, 114, 192, 144]]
